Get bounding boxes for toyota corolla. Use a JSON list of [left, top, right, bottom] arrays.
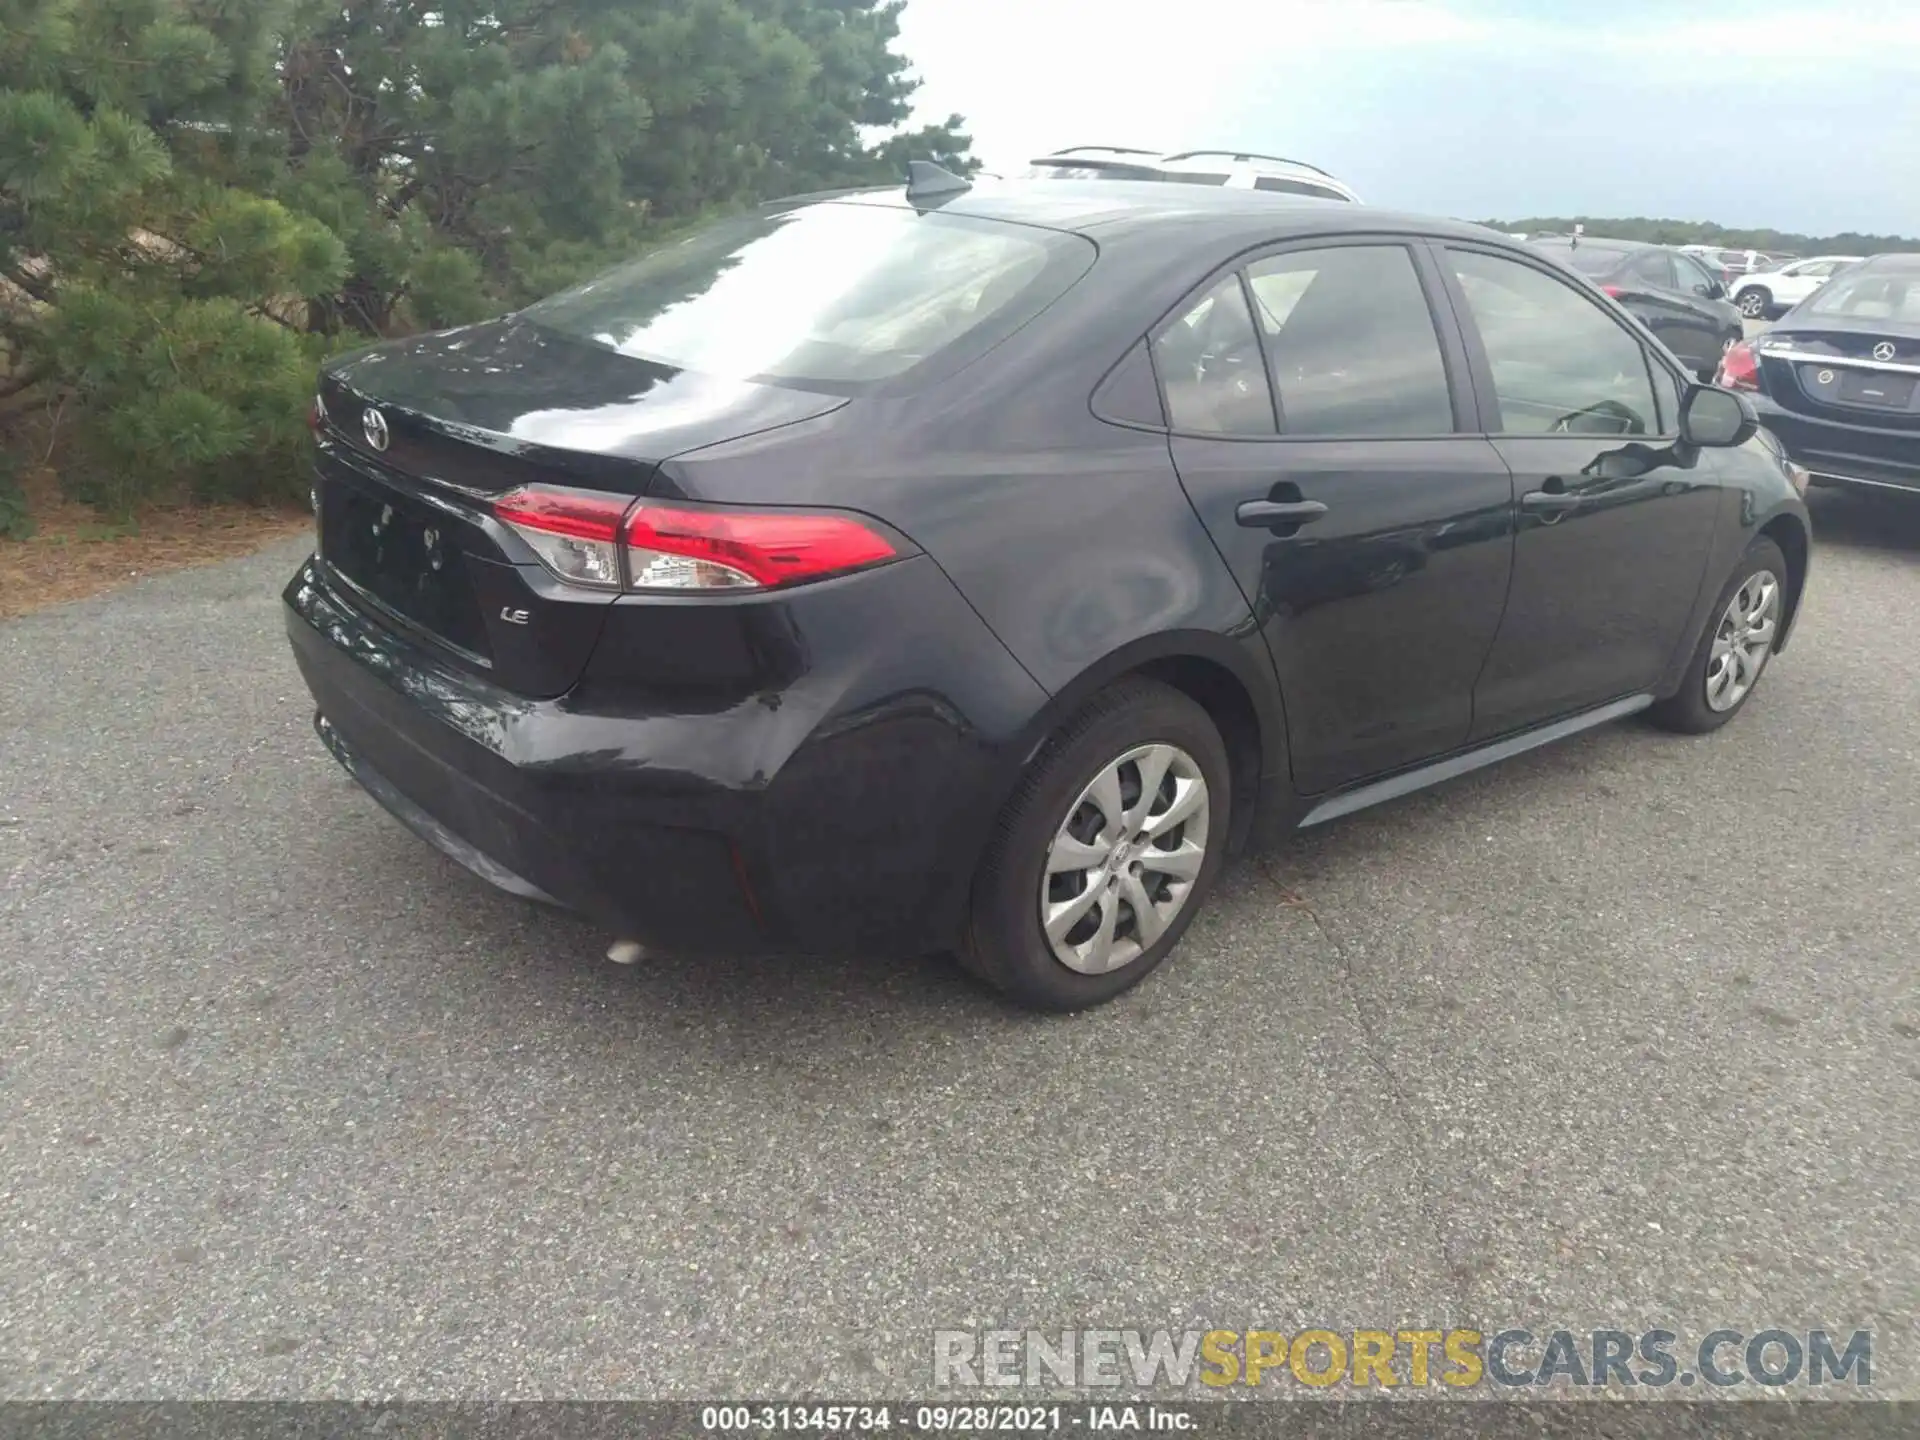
[[286, 169, 1812, 1011]]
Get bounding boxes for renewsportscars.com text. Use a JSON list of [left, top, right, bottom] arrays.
[[933, 1327, 1872, 1391]]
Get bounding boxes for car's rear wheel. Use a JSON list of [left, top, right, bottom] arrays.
[[960, 678, 1230, 1011], [1648, 537, 1786, 734], [1738, 287, 1771, 319]]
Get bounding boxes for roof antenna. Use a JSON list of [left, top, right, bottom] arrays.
[[905, 159, 972, 207]]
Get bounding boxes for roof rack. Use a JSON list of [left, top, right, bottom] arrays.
[[1025, 155, 1165, 176], [1045, 145, 1163, 158], [1158, 150, 1336, 179]]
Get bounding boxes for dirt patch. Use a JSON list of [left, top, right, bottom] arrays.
[[0, 466, 310, 621]]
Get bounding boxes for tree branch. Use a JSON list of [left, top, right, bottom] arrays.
[[0, 362, 52, 402], [246, 304, 303, 332], [2, 264, 54, 306]]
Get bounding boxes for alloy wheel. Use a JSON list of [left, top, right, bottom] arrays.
[[1739, 292, 1767, 318], [1705, 569, 1780, 713], [1040, 743, 1210, 975]]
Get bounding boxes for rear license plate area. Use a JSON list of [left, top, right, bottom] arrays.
[[1801, 364, 1917, 411], [320, 477, 493, 660], [1838, 370, 1916, 409]]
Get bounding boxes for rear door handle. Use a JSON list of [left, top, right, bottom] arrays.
[[1520, 490, 1582, 515], [1235, 499, 1329, 528]]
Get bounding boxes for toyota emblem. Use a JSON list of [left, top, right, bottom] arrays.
[[1873, 342, 1898, 362], [362, 407, 391, 452]]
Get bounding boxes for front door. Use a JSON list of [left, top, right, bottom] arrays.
[[1156, 242, 1515, 795], [1435, 244, 1722, 740]]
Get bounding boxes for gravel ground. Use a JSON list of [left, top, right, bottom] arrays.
[[2, 487, 1917, 1401]]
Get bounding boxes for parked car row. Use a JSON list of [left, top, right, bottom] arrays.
[[285, 158, 1816, 1011]]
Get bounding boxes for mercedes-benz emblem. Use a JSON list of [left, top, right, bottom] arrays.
[[362, 407, 390, 452], [1873, 341, 1897, 362]]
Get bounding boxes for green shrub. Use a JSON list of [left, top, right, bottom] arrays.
[[1, 0, 975, 513]]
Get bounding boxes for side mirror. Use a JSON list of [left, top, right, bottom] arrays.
[[1680, 385, 1757, 448]]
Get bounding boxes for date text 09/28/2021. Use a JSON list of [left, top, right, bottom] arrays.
[[701, 1407, 1181, 1433]]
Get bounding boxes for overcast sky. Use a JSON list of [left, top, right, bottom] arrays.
[[894, 0, 1920, 236]]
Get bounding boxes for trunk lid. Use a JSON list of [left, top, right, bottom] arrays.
[[1755, 320, 1920, 428], [313, 317, 845, 698]]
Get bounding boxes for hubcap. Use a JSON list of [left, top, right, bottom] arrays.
[[1705, 569, 1780, 713], [1040, 743, 1210, 975], [1741, 293, 1765, 317]]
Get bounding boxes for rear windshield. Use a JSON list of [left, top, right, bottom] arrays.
[[1545, 245, 1625, 278], [521, 203, 1093, 388], [1803, 267, 1920, 323]]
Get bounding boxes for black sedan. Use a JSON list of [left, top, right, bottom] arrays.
[[1719, 251, 1920, 497], [1530, 236, 1745, 381], [286, 175, 1812, 1012]]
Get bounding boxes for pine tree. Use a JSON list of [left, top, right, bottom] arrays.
[[1, 0, 975, 519], [1, 0, 347, 512]]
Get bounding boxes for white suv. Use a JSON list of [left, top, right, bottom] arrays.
[[1023, 147, 1361, 202], [1729, 256, 1865, 320]]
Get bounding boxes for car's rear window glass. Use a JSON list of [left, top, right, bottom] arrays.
[[1803, 269, 1920, 323], [521, 203, 1092, 387], [1551, 246, 1626, 278], [1153, 276, 1275, 436], [1247, 246, 1455, 436]]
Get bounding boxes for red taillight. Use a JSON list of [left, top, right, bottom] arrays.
[[494, 485, 632, 589], [492, 485, 898, 594], [1600, 284, 1625, 299], [624, 504, 896, 592], [1717, 341, 1760, 392]]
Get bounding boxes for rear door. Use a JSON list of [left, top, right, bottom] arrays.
[[1158, 240, 1515, 794], [1623, 249, 1720, 373], [1674, 249, 1738, 319], [1435, 244, 1722, 739], [1617, 249, 1692, 363]]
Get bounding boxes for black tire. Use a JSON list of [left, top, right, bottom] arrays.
[[959, 678, 1231, 1012], [1647, 537, 1788, 734], [1737, 287, 1771, 320]]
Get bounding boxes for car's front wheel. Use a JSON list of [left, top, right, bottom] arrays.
[[960, 678, 1230, 1011], [1648, 537, 1787, 734], [1737, 287, 1771, 319]]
